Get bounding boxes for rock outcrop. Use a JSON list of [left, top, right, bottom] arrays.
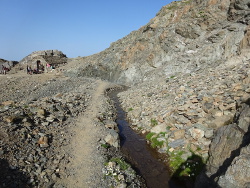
[[195, 99, 250, 188], [0, 58, 18, 70], [19, 50, 67, 67]]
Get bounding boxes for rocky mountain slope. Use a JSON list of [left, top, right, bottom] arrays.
[[66, 0, 250, 85], [1, 0, 250, 187], [64, 0, 250, 187]]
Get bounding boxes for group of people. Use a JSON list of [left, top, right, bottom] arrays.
[[1, 65, 10, 75], [26, 62, 54, 75], [1, 60, 56, 75]]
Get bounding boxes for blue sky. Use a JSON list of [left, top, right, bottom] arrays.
[[0, 0, 174, 61]]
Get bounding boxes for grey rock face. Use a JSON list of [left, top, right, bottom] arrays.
[[218, 144, 250, 188], [65, 0, 248, 87], [228, 0, 250, 24], [195, 100, 250, 188]]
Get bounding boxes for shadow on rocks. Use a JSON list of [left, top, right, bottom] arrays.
[[168, 154, 216, 188], [195, 99, 250, 188], [196, 121, 250, 187], [0, 159, 30, 188]]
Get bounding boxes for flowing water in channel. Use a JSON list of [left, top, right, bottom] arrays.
[[109, 91, 182, 188]]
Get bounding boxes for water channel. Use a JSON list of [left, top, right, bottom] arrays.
[[109, 90, 183, 188]]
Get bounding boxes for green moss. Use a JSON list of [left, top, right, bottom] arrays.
[[151, 137, 164, 148], [110, 158, 130, 171], [150, 119, 158, 126], [196, 146, 202, 151], [138, 127, 143, 130], [101, 144, 109, 149], [146, 132, 155, 140], [166, 126, 171, 130], [169, 150, 205, 180], [146, 132, 165, 148], [169, 150, 186, 172], [159, 132, 166, 137], [128, 107, 133, 112]]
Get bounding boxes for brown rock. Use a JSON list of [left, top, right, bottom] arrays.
[[157, 116, 165, 123], [37, 109, 45, 117], [213, 110, 224, 117], [212, 115, 233, 129], [38, 136, 49, 148], [245, 88, 250, 93], [3, 116, 15, 123], [191, 98, 199, 103], [202, 96, 213, 102], [202, 102, 214, 113], [232, 83, 243, 91], [173, 129, 185, 139], [3, 115, 22, 123], [2, 101, 14, 106], [241, 93, 250, 103], [189, 127, 205, 140], [224, 103, 236, 111]]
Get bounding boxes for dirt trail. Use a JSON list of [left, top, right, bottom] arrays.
[[58, 80, 109, 188]]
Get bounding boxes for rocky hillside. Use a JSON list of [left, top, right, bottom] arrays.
[[64, 0, 250, 187], [19, 50, 67, 67], [66, 0, 250, 85], [0, 74, 145, 188]]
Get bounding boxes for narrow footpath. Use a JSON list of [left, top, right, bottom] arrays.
[[57, 80, 109, 188]]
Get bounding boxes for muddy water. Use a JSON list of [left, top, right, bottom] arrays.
[[109, 91, 182, 188]]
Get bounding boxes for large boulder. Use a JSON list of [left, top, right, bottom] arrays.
[[217, 144, 250, 188], [195, 100, 250, 187]]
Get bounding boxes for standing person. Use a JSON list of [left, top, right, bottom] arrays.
[[26, 65, 29, 74], [28, 65, 32, 74], [46, 63, 51, 72], [2, 65, 6, 75]]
